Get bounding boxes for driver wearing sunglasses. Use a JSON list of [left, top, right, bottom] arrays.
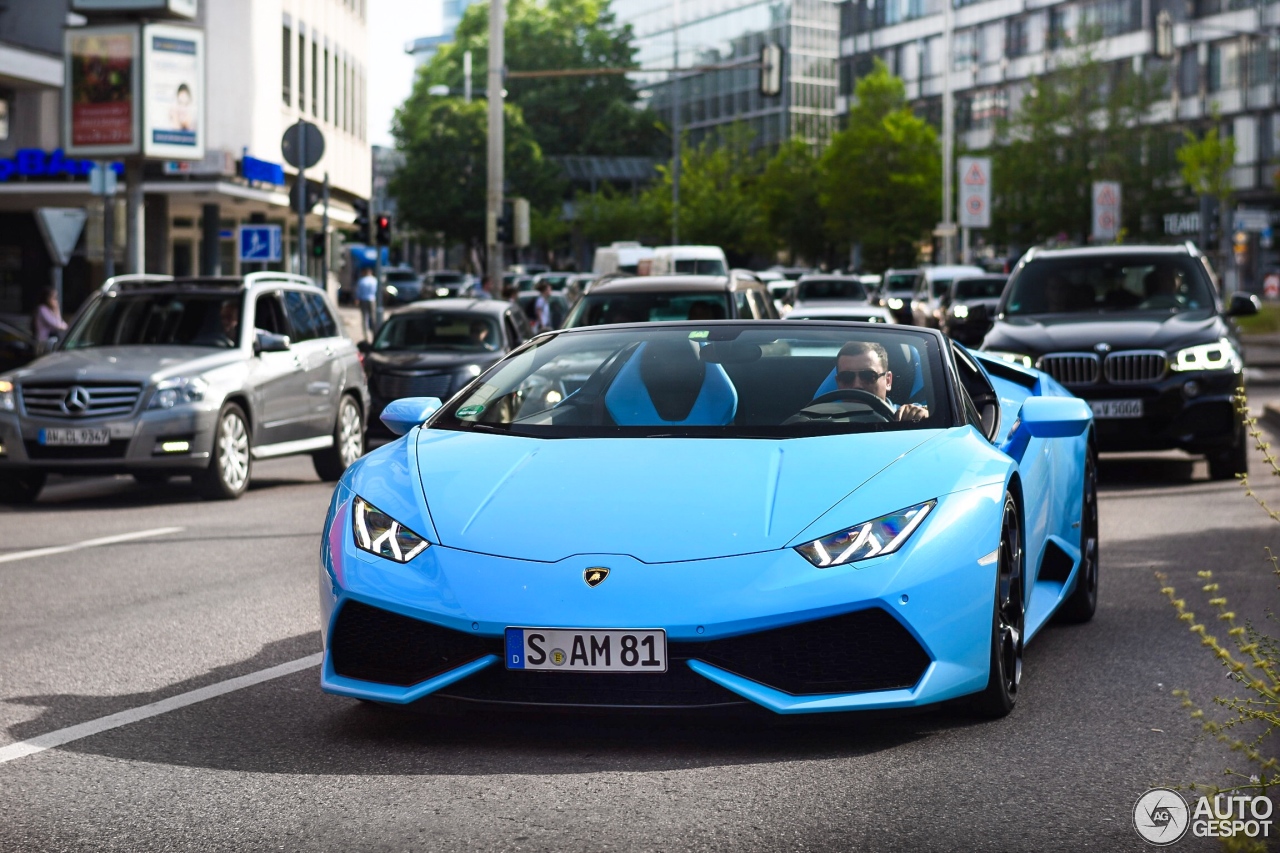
[[835, 341, 928, 423]]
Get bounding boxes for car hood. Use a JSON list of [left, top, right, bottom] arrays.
[[413, 429, 938, 563], [7, 345, 244, 385], [986, 310, 1223, 355], [367, 350, 501, 372]]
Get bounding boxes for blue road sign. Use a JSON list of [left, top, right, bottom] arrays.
[[239, 225, 282, 262]]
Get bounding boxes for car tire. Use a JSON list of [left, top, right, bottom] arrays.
[[0, 471, 46, 505], [195, 403, 252, 500], [1207, 423, 1248, 481], [1058, 449, 1099, 624], [970, 492, 1024, 719], [313, 395, 364, 482]]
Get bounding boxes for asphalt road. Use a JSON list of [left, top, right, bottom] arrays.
[[2, 392, 1279, 851]]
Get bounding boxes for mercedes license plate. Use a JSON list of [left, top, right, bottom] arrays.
[[38, 427, 110, 446], [505, 628, 667, 673], [1090, 399, 1143, 419]]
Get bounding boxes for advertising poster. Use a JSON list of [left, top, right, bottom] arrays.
[[64, 26, 140, 156], [143, 24, 204, 160]]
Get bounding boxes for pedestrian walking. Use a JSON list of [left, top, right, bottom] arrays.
[[474, 276, 495, 300], [355, 268, 378, 340], [33, 287, 67, 354], [532, 281, 554, 332]]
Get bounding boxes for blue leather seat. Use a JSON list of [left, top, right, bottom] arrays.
[[605, 340, 738, 426]]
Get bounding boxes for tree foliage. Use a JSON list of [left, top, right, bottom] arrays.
[[390, 96, 561, 249], [986, 44, 1177, 246], [421, 0, 664, 158], [755, 139, 828, 265], [1178, 119, 1236, 205], [820, 60, 940, 271]]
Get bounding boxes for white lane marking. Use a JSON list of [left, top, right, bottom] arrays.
[[0, 526, 184, 565], [0, 653, 322, 764]]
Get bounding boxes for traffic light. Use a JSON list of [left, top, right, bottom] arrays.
[[375, 213, 392, 247], [353, 200, 370, 242], [311, 235, 326, 258], [496, 201, 513, 243]]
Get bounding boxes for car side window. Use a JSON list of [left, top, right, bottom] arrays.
[[747, 289, 774, 319], [504, 314, 522, 346], [952, 344, 1001, 442], [306, 292, 340, 338], [253, 292, 287, 336], [734, 291, 751, 318], [509, 307, 533, 341], [283, 290, 319, 342]]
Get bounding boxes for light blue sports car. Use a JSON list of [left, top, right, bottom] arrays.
[[319, 321, 1096, 717]]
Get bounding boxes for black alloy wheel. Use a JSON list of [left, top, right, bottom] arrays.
[[1059, 449, 1099, 623], [972, 492, 1024, 718]]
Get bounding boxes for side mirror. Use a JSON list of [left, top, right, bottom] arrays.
[[356, 340, 372, 355], [1228, 292, 1260, 317], [254, 331, 291, 354], [1000, 396, 1091, 460], [380, 396, 443, 436]]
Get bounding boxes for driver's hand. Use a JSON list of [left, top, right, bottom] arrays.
[[896, 404, 927, 422]]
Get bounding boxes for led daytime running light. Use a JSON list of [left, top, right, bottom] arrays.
[[352, 496, 430, 562], [796, 500, 936, 568]]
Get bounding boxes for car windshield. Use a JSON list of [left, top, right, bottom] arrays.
[[674, 259, 727, 275], [432, 273, 464, 284], [954, 278, 1006, 299], [564, 291, 732, 327], [431, 324, 951, 438], [1004, 255, 1217, 316], [883, 273, 916, 294], [64, 291, 243, 349], [373, 312, 500, 352], [931, 279, 952, 298], [797, 279, 866, 301], [539, 275, 573, 289], [385, 271, 418, 282]]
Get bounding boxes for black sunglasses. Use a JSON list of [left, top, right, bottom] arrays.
[[837, 369, 887, 385]]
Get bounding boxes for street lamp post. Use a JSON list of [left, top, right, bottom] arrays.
[[487, 0, 505, 280], [671, 0, 681, 245], [939, 0, 955, 265]]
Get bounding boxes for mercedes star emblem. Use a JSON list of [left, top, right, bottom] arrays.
[[62, 385, 91, 414]]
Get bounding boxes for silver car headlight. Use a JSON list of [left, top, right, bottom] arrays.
[[985, 351, 1034, 369], [795, 500, 935, 568], [352, 496, 430, 562], [1171, 338, 1240, 372], [148, 377, 208, 409], [0, 380, 13, 412]]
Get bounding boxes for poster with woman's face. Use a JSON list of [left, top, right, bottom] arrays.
[[67, 28, 139, 153], [142, 24, 204, 160]]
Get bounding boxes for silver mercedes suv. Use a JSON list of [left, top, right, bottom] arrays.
[[0, 273, 368, 502]]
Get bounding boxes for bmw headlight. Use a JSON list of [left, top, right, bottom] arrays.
[[1172, 338, 1241, 372], [795, 500, 935, 568], [985, 351, 1034, 369], [952, 304, 970, 319], [352, 496, 430, 562], [148, 377, 208, 409], [0, 380, 13, 412]]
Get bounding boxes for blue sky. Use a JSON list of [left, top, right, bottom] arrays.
[[368, 0, 443, 147]]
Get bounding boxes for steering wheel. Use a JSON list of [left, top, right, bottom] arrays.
[[797, 388, 896, 422]]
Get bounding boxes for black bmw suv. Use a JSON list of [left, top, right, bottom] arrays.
[[982, 244, 1258, 479]]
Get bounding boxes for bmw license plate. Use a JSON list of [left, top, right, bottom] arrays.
[[505, 627, 667, 673], [38, 427, 110, 446], [1090, 399, 1143, 419]]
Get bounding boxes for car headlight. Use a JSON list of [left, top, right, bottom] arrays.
[[0, 380, 13, 412], [352, 496, 431, 562], [952, 304, 969, 319], [887, 298, 904, 310], [1172, 338, 1241, 372], [148, 377, 208, 409], [436, 287, 451, 297], [985, 351, 1035, 369], [795, 500, 935, 568]]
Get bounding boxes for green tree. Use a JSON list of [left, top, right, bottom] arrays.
[[1178, 119, 1236, 209], [821, 60, 940, 270], [421, 0, 663, 158], [754, 139, 828, 265], [390, 96, 561, 253], [986, 44, 1176, 246]]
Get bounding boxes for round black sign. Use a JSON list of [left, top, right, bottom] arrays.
[[281, 121, 325, 169]]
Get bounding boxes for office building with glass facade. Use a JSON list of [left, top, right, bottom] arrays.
[[617, 0, 841, 149]]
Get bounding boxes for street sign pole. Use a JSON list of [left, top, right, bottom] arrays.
[[296, 126, 307, 277], [125, 157, 145, 274], [486, 0, 505, 281], [321, 171, 330, 295]]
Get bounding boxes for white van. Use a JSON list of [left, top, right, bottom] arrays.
[[592, 242, 655, 276], [649, 245, 729, 277]]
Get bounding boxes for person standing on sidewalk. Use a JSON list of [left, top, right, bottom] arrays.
[[355, 268, 378, 341], [33, 287, 67, 354]]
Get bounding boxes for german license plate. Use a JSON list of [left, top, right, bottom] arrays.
[[1090, 399, 1143, 419], [505, 627, 667, 673], [38, 427, 110, 446]]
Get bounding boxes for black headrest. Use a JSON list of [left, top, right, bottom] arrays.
[[640, 339, 706, 422], [884, 343, 915, 406]]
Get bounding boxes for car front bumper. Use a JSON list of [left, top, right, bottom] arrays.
[[0, 403, 219, 474], [1072, 369, 1242, 454], [317, 482, 1005, 714]]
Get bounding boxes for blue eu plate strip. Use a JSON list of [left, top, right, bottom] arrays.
[[505, 628, 525, 669]]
